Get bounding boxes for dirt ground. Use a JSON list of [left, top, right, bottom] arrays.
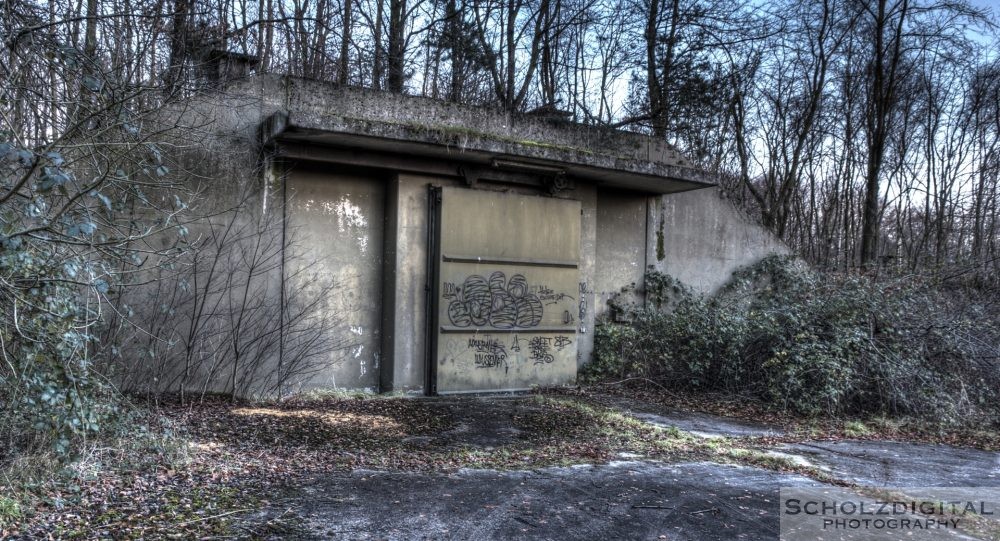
[[8, 391, 1000, 539]]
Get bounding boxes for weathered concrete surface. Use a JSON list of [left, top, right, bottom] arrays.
[[255, 396, 1000, 540], [247, 76, 714, 192], [575, 184, 598, 369], [650, 187, 790, 295], [776, 441, 1000, 487], [147, 77, 792, 396], [380, 174, 430, 393], [632, 411, 784, 439], [601, 395, 1000, 487], [594, 190, 649, 318], [435, 187, 581, 393], [166, 75, 713, 193], [286, 461, 821, 541], [379, 177, 599, 393], [285, 164, 385, 391]]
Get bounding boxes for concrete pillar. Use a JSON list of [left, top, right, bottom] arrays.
[[576, 184, 597, 368]]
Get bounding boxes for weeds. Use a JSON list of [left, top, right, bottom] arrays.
[[0, 496, 21, 529]]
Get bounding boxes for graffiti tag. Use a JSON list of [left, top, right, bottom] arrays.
[[528, 336, 555, 365], [446, 271, 543, 329], [468, 337, 508, 372]]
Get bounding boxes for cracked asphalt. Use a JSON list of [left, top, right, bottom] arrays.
[[264, 396, 1000, 540], [288, 461, 820, 540]]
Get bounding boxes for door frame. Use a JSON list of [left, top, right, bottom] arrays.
[[424, 185, 442, 396]]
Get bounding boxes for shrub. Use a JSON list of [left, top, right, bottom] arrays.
[[0, 34, 190, 460], [585, 256, 1000, 419]]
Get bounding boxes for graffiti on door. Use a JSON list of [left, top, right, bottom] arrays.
[[443, 271, 544, 328]]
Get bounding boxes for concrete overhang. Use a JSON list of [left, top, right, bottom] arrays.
[[251, 77, 715, 194]]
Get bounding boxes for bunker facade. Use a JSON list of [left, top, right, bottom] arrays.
[[169, 74, 786, 395]]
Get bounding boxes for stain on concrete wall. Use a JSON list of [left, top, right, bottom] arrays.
[[655, 213, 665, 262], [594, 191, 648, 319], [285, 164, 385, 390], [648, 187, 789, 295]]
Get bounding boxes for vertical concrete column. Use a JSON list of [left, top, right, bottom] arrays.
[[379, 176, 401, 392], [379, 174, 434, 393], [576, 184, 598, 368], [594, 191, 648, 320]]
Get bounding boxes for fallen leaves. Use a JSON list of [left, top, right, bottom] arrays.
[[16, 387, 950, 538]]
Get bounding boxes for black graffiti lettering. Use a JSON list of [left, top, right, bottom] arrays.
[[510, 335, 521, 352], [468, 337, 508, 371], [446, 271, 543, 328], [468, 337, 506, 354], [529, 336, 555, 365], [443, 282, 459, 299], [533, 285, 576, 306], [562, 310, 574, 325], [554, 336, 572, 351], [474, 353, 508, 370]]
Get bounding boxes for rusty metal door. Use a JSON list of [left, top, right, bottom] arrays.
[[429, 186, 581, 393]]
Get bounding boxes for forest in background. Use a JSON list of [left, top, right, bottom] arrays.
[[3, 0, 999, 276], [2, 0, 1000, 465]]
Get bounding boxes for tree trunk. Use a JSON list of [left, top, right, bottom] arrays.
[[165, 0, 190, 96], [372, 0, 385, 89], [386, 0, 406, 92], [339, 0, 353, 84], [860, 0, 908, 270]]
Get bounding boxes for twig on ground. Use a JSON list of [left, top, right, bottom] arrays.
[[598, 377, 678, 397], [688, 507, 719, 515]]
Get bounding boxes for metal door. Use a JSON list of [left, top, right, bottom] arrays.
[[429, 186, 581, 393]]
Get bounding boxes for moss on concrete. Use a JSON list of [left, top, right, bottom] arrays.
[[332, 114, 599, 156]]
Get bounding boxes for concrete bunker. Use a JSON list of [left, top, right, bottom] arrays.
[[166, 75, 786, 395]]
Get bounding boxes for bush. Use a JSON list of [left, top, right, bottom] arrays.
[[585, 256, 1000, 419], [0, 33, 190, 460]]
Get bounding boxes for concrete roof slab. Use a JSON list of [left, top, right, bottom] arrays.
[[249, 76, 714, 193]]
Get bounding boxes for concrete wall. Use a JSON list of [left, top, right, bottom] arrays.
[[137, 77, 790, 395], [594, 190, 649, 319], [588, 187, 788, 323], [274, 175, 787, 393], [647, 187, 789, 295], [284, 163, 386, 391]]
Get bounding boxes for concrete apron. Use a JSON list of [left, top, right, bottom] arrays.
[[258, 399, 1000, 540], [289, 461, 819, 540], [608, 398, 1000, 488]]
